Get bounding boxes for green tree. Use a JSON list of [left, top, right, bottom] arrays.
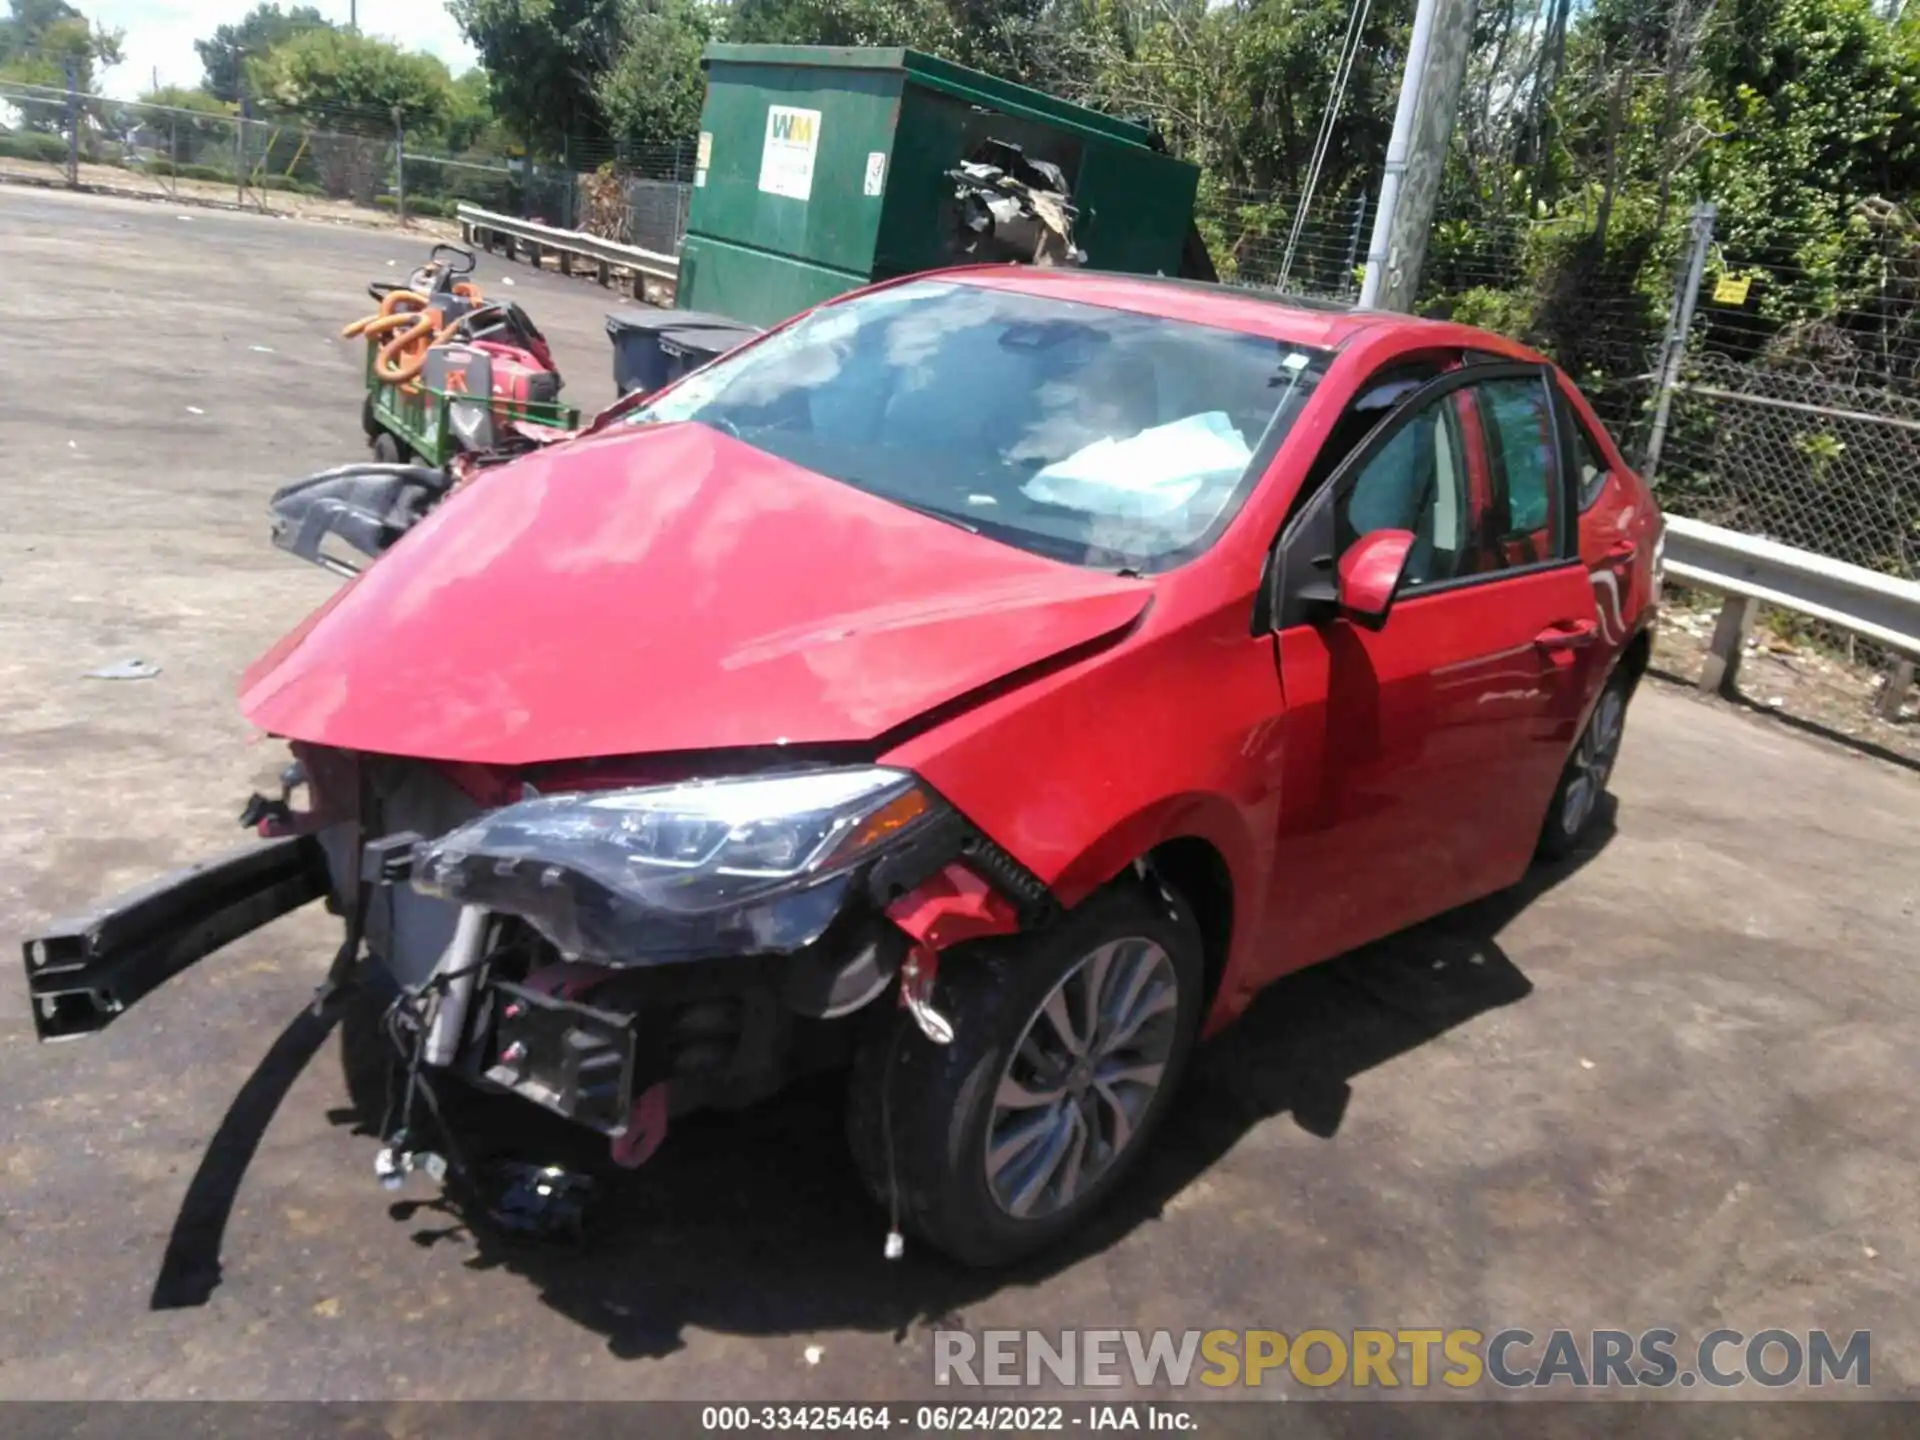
[[592, 0, 712, 153], [727, 0, 964, 51], [194, 3, 331, 104], [136, 84, 237, 166], [449, 0, 631, 156], [253, 26, 455, 132], [0, 0, 123, 93], [440, 67, 506, 152]]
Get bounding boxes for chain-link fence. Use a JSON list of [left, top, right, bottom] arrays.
[[1195, 183, 1373, 300], [0, 79, 706, 253], [1651, 206, 1920, 585], [1660, 355, 1920, 581]]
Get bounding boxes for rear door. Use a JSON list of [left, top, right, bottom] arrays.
[[1261, 363, 1599, 975]]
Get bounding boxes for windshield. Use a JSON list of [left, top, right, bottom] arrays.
[[626, 280, 1331, 571]]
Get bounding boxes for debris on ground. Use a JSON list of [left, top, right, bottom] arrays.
[[85, 658, 159, 680]]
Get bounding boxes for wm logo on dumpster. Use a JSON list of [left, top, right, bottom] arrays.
[[769, 109, 816, 144]]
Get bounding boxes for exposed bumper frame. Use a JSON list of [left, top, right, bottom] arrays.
[[20, 836, 330, 1041]]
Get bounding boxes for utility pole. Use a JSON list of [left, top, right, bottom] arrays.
[[1358, 0, 1478, 311], [393, 105, 407, 227], [64, 58, 79, 186], [234, 47, 247, 206]]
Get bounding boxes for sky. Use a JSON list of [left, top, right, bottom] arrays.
[[87, 1, 480, 98]]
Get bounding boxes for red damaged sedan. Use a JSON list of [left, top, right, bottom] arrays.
[[22, 267, 1661, 1267]]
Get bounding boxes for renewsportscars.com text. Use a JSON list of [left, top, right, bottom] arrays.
[[933, 1327, 1871, 1390]]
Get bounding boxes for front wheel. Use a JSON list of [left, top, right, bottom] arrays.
[[847, 883, 1204, 1268], [1537, 667, 1632, 860]]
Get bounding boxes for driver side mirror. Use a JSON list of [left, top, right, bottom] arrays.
[[1336, 528, 1415, 630]]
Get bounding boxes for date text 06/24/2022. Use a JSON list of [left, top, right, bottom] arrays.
[[700, 1405, 1192, 1431]]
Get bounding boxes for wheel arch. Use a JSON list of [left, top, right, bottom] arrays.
[[1140, 836, 1236, 1021], [1620, 620, 1653, 696], [1040, 794, 1253, 1035]]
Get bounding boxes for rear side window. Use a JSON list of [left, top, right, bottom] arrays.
[[1477, 377, 1567, 563], [1573, 420, 1611, 510]]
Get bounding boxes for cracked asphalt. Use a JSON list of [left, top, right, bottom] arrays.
[[1, 185, 1916, 1407]]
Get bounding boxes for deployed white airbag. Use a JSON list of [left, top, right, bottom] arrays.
[[1024, 411, 1252, 519]]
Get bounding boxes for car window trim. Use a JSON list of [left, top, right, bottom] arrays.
[[1263, 360, 1568, 632]]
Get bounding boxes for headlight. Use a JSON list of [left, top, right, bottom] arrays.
[[412, 767, 943, 963]]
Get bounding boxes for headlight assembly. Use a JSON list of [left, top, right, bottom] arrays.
[[412, 767, 944, 962]]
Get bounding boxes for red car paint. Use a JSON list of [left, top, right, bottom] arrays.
[[241, 270, 1659, 1040], [1335, 529, 1417, 618], [241, 420, 1152, 766]]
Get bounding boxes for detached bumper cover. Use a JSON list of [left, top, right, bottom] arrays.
[[21, 836, 329, 1041]]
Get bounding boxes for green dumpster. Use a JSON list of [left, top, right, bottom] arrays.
[[678, 44, 1205, 329]]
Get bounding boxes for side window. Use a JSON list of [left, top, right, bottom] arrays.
[[1573, 418, 1611, 510], [1477, 377, 1568, 565], [1335, 392, 1475, 587]]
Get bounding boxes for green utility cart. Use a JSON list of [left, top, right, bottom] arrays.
[[677, 44, 1209, 329]]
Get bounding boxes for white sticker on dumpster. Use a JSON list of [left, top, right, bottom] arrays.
[[758, 105, 821, 201], [863, 151, 886, 196]]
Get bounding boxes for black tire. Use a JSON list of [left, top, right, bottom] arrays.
[[846, 881, 1204, 1268], [371, 430, 403, 465], [1537, 665, 1633, 861]]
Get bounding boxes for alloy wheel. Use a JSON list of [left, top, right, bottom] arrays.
[[983, 936, 1180, 1220], [1561, 686, 1626, 837]]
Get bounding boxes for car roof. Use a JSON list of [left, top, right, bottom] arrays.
[[940, 265, 1435, 351]]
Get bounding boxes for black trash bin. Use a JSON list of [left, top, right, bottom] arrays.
[[606, 309, 761, 397]]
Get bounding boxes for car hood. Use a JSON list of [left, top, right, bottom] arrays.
[[241, 422, 1152, 767]]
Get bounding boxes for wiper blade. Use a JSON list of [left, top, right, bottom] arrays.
[[888, 497, 981, 534]]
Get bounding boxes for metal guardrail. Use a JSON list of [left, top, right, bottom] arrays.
[[1660, 514, 1920, 715], [456, 203, 678, 299]]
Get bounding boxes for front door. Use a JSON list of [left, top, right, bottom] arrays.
[[1262, 364, 1600, 976]]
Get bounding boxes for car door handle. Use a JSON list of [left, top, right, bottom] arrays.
[[1535, 619, 1599, 651]]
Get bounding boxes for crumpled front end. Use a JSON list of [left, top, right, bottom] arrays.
[[368, 757, 1044, 1160], [19, 733, 1049, 1202]]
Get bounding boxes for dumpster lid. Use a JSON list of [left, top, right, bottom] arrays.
[[698, 43, 1160, 151], [606, 308, 760, 340]]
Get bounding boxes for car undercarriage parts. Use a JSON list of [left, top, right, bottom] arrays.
[[948, 140, 1086, 268], [268, 462, 455, 577], [423, 905, 488, 1067], [485, 1162, 596, 1245]]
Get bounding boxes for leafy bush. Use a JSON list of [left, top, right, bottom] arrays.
[[0, 131, 73, 164], [371, 193, 452, 217]]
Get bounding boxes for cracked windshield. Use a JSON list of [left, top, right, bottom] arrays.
[[627, 280, 1330, 570]]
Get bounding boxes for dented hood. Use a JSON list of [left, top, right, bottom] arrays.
[[240, 423, 1151, 767]]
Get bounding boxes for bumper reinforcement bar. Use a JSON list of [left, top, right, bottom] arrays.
[[21, 835, 329, 1041]]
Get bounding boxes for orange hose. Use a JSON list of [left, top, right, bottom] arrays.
[[375, 313, 463, 386], [341, 278, 485, 386], [341, 288, 429, 339]]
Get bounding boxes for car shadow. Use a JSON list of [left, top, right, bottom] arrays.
[[153, 804, 1615, 1350]]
